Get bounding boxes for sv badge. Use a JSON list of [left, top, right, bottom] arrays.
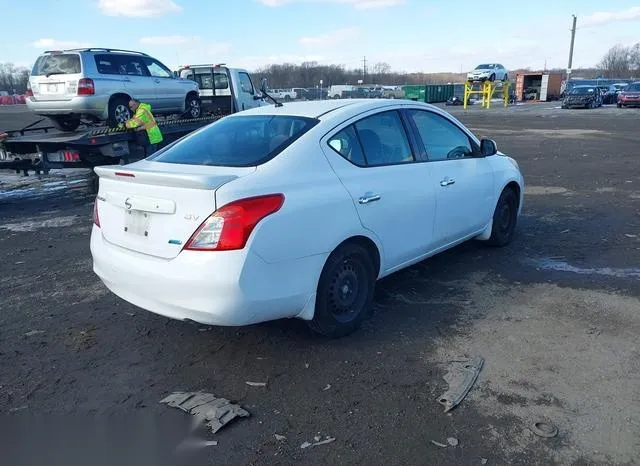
[[184, 214, 200, 221]]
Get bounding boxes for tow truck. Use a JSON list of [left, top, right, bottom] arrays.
[[0, 65, 271, 188]]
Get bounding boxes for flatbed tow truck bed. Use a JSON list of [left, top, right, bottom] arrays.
[[0, 114, 224, 176]]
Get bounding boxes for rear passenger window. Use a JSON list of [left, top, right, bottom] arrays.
[[354, 111, 413, 166], [94, 55, 121, 75], [119, 57, 149, 76], [328, 126, 366, 166]]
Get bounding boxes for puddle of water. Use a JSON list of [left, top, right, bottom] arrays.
[[529, 258, 640, 279]]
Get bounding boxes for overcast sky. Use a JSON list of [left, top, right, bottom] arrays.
[[2, 0, 640, 73]]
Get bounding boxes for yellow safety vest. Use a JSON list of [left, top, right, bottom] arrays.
[[125, 102, 163, 144]]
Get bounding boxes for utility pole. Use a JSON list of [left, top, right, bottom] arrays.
[[362, 56, 367, 82], [567, 15, 577, 78]]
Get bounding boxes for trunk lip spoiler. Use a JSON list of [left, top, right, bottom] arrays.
[[94, 162, 255, 190]]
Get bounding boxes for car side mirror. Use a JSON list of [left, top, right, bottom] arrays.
[[260, 78, 268, 94], [173, 71, 178, 78], [480, 138, 497, 156]]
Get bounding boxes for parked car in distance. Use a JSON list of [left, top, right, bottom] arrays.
[[91, 99, 524, 338], [268, 88, 297, 101], [617, 82, 640, 108], [467, 64, 509, 82], [561, 85, 602, 109], [381, 86, 404, 99], [305, 88, 328, 100], [292, 88, 308, 100], [327, 85, 356, 99], [26, 48, 201, 131]]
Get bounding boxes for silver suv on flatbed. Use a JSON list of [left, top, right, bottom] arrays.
[[26, 48, 201, 131]]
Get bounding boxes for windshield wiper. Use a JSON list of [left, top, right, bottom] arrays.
[[45, 72, 66, 78]]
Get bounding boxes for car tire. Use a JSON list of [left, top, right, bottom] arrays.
[[185, 94, 202, 119], [49, 115, 81, 132], [309, 242, 376, 338], [503, 74, 508, 82], [107, 96, 131, 127], [487, 187, 518, 247], [617, 103, 623, 108], [284, 95, 292, 101], [489, 73, 496, 82]]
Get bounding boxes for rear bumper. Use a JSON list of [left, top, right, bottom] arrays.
[[26, 95, 109, 119], [90, 226, 324, 326]]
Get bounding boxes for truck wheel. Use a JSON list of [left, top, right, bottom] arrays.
[[309, 243, 375, 338], [284, 95, 292, 101], [489, 73, 496, 82], [185, 95, 201, 118], [108, 97, 131, 127], [50, 116, 80, 132]]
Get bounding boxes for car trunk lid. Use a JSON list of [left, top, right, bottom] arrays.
[[94, 161, 256, 259]]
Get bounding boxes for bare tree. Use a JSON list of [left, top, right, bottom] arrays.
[[598, 45, 631, 78], [0, 63, 30, 94], [630, 43, 640, 73]]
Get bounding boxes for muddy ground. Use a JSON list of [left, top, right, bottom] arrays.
[[1, 104, 639, 466]]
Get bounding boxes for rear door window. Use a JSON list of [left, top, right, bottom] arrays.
[[148, 115, 318, 167], [32, 54, 81, 76], [118, 56, 149, 76], [94, 54, 122, 75]]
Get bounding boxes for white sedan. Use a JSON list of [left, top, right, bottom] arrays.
[[91, 99, 524, 337]]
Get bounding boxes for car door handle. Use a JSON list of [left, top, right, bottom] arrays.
[[358, 193, 381, 204], [154, 78, 161, 84], [440, 178, 455, 187]]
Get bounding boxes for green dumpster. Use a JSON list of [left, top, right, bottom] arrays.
[[403, 85, 426, 101], [425, 84, 454, 103]]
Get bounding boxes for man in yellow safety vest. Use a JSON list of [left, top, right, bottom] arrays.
[[120, 98, 163, 156]]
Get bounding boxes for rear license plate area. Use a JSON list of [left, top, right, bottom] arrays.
[[124, 210, 151, 237]]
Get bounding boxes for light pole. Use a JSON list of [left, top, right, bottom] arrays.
[[567, 15, 577, 79]]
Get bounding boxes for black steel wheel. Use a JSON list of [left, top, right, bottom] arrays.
[[487, 187, 518, 247], [309, 243, 375, 338]]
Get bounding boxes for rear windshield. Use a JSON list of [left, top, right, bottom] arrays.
[[32, 54, 81, 76], [570, 87, 594, 95], [148, 115, 318, 167], [626, 83, 640, 92]]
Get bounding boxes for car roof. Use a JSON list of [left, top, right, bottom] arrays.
[[236, 99, 430, 120]]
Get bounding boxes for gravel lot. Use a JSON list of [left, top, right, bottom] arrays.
[[1, 103, 639, 465]]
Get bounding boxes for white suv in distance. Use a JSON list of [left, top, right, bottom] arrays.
[[26, 48, 201, 131]]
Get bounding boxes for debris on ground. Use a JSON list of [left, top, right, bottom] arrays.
[[305, 363, 310, 369], [447, 437, 459, 446], [160, 391, 250, 434], [300, 435, 336, 449], [431, 440, 447, 447], [322, 384, 332, 391], [481, 458, 488, 464], [274, 434, 287, 442], [246, 381, 267, 387], [24, 330, 45, 337], [437, 356, 484, 412], [529, 420, 558, 438]]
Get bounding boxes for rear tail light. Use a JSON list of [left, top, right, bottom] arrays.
[[184, 194, 284, 251], [93, 199, 100, 227], [78, 78, 95, 96], [24, 83, 33, 98]]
